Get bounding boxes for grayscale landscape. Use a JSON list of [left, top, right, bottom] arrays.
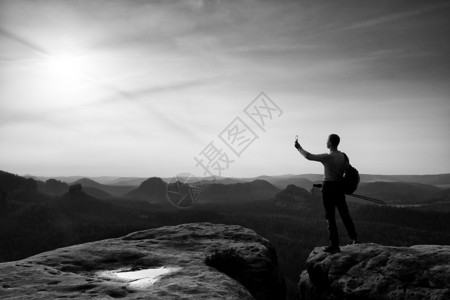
[[1, 0, 449, 299]]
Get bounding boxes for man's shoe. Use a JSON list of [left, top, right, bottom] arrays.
[[322, 246, 341, 253]]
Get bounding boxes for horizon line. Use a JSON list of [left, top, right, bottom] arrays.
[[19, 172, 450, 180]]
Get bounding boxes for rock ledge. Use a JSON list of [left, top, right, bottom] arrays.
[[0, 222, 285, 299], [299, 243, 450, 300]]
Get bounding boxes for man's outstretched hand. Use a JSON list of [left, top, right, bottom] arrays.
[[295, 140, 301, 150]]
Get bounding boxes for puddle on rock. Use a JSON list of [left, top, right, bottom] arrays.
[[97, 266, 181, 289]]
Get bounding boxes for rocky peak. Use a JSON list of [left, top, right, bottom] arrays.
[[139, 177, 167, 193], [273, 184, 314, 209], [126, 177, 168, 202], [298, 243, 450, 300]]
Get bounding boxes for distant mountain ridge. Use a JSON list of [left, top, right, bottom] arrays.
[[14, 171, 450, 206], [201, 179, 280, 203], [273, 185, 316, 209], [73, 178, 134, 197], [126, 177, 168, 202], [25, 173, 450, 188], [36, 179, 68, 196], [25, 175, 148, 186], [356, 181, 443, 205], [359, 174, 450, 186]]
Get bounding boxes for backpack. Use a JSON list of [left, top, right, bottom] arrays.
[[342, 153, 360, 195]]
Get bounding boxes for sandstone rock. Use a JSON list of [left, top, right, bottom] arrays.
[[0, 223, 285, 299], [298, 243, 450, 300]]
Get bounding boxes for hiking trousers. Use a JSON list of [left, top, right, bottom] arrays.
[[322, 181, 357, 247]]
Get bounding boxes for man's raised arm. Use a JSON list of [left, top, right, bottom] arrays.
[[295, 140, 327, 162]]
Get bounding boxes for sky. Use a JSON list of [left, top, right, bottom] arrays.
[[0, 0, 449, 178]]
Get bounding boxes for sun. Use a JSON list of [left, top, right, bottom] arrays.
[[40, 53, 96, 94], [44, 54, 87, 83], [45, 55, 84, 78]]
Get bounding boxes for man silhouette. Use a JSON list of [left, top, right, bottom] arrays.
[[295, 134, 358, 253]]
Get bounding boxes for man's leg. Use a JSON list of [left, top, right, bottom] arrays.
[[336, 196, 357, 241], [322, 184, 339, 248]]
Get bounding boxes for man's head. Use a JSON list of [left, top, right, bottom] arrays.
[[327, 134, 340, 149]]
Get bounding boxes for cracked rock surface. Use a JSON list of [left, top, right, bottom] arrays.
[[298, 243, 450, 300], [0, 223, 285, 299]]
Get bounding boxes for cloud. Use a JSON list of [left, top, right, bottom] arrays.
[[348, 2, 450, 30], [99, 77, 216, 104], [0, 27, 50, 58], [1, 0, 449, 176], [90, 78, 217, 146]]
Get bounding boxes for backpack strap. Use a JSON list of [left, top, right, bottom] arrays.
[[343, 153, 349, 162], [343, 153, 350, 170]]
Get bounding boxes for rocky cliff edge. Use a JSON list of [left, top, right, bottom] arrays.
[[299, 243, 450, 300], [0, 223, 285, 299]]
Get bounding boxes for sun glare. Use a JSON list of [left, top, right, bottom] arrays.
[[45, 55, 84, 77], [40, 53, 96, 94], [44, 54, 87, 83]]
